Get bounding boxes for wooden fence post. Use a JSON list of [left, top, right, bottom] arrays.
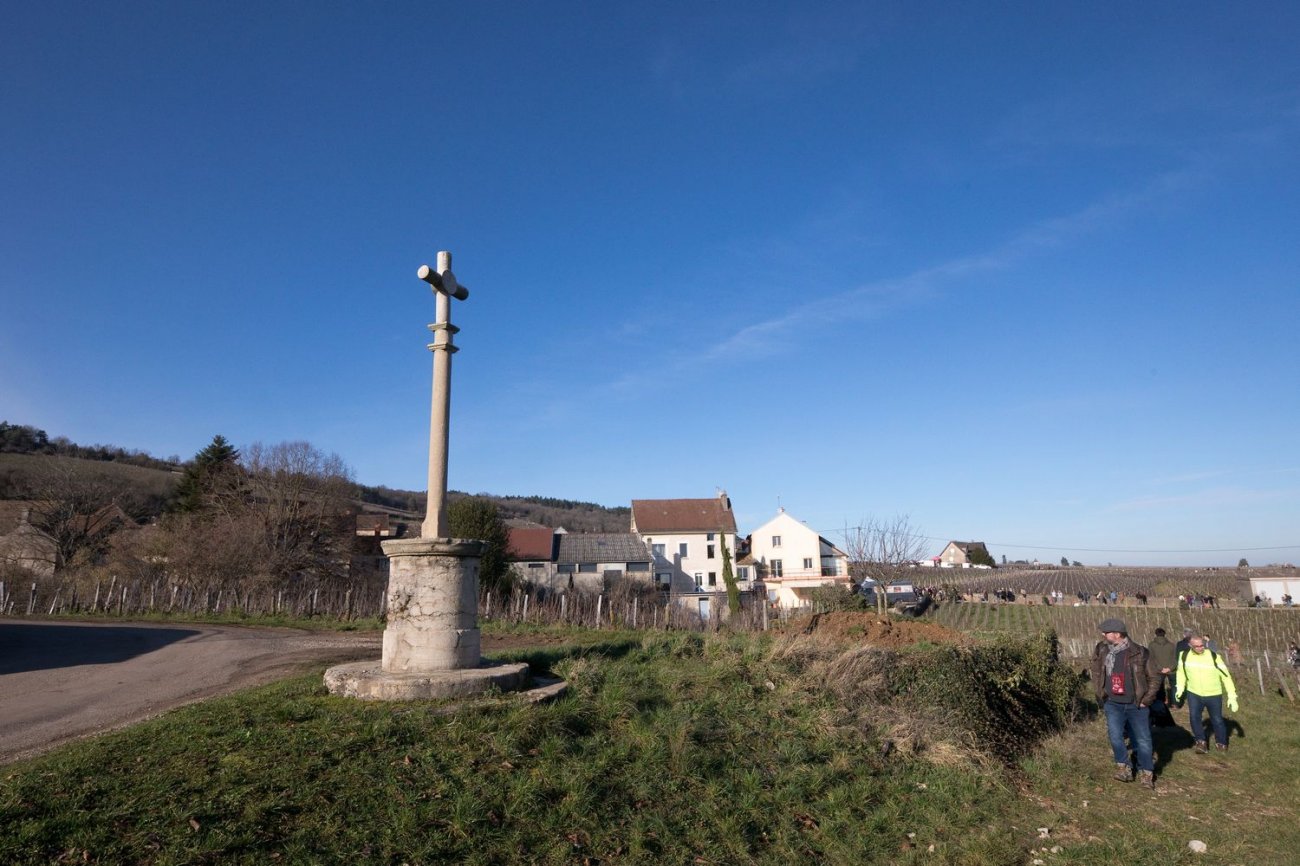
[[1276, 670, 1295, 702]]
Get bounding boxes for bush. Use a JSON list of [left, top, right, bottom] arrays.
[[806, 585, 870, 612], [780, 628, 1082, 765], [892, 629, 1083, 761]]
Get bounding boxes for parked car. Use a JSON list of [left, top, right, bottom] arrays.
[[856, 580, 918, 604]]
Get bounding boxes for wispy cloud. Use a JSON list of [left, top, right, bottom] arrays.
[[1148, 467, 1300, 486], [648, 9, 885, 97], [674, 167, 1197, 372], [1107, 486, 1297, 512], [1148, 469, 1233, 486]]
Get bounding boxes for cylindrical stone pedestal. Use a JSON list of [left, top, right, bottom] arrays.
[[380, 537, 483, 671], [324, 535, 532, 700]]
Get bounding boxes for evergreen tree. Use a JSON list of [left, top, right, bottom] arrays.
[[448, 497, 514, 593], [720, 532, 740, 615], [171, 435, 241, 513]]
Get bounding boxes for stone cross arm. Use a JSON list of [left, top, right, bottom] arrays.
[[417, 263, 469, 300]]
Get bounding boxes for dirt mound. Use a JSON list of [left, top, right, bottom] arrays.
[[782, 611, 969, 648]]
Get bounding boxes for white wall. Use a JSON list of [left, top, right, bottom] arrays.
[[641, 531, 742, 593], [748, 511, 844, 580]]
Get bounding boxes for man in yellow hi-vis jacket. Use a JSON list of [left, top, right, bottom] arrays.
[[1175, 634, 1238, 753]]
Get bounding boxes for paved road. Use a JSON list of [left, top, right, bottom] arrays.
[[0, 619, 380, 764]]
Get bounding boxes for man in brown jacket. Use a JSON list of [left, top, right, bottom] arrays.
[[1091, 618, 1160, 789]]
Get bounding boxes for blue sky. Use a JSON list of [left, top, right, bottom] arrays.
[[3, 3, 1298, 566]]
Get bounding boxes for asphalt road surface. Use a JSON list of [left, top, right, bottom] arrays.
[[0, 619, 380, 764]]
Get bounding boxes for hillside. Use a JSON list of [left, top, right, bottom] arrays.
[[0, 453, 179, 519], [0, 450, 629, 533], [361, 485, 630, 533]]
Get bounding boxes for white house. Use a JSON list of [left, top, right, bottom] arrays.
[[746, 508, 851, 609], [630, 491, 747, 619]]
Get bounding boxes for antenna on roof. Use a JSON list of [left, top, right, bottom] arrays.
[[777, 494, 783, 513]]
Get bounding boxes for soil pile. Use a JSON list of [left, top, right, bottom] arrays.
[[782, 611, 969, 648]]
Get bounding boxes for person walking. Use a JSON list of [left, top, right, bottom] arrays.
[[1148, 627, 1177, 709], [1091, 618, 1159, 789], [1173, 628, 1194, 705], [1175, 635, 1238, 753]]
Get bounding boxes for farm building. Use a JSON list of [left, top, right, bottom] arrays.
[[1247, 572, 1300, 606], [939, 540, 992, 567]]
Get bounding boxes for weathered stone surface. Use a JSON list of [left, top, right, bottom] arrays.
[[379, 538, 485, 672], [324, 660, 530, 701]]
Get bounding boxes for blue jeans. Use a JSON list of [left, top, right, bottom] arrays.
[[1186, 693, 1227, 746], [1103, 700, 1154, 771]]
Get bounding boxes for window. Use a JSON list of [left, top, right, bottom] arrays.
[[707, 544, 715, 559], [694, 572, 703, 591], [656, 572, 672, 587], [772, 535, 782, 547], [707, 572, 717, 587], [770, 559, 783, 577], [738, 566, 749, 581], [527, 562, 543, 569], [679, 542, 688, 557], [652, 543, 665, 557], [707, 532, 715, 541], [803, 558, 813, 570], [558, 563, 575, 574], [578, 563, 597, 573], [627, 561, 649, 572]]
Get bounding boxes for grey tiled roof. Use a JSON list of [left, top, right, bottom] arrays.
[[557, 533, 652, 564]]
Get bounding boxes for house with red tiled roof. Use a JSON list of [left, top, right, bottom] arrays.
[[630, 491, 752, 619], [507, 525, 562, 587]]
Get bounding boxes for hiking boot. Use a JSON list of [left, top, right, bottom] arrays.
[[1113, 763, 1133, 782], [1194, 740, 1208, 754], [1215, 742, 1228, 752], [1139, 770, 1155, 790]]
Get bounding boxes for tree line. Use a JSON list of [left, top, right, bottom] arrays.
[[0, 421, 180, 472], [3, 433, 517, 604]]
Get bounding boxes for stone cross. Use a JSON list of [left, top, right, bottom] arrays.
[[417, 250, 470, 539]]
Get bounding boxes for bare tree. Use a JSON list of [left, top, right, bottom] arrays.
[[843, 515, 928, 614], [240, 441, 357, 582], [25, 459, 131, 572]]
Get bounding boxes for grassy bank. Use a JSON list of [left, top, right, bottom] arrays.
[[3, 627, 1295, 865], [2, 632, 1063, 865]]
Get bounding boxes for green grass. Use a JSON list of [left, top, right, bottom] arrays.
[[4, 627, 1296, 865], [21, 609, 388, 632], [2, 633, 1029, 865], [1017, 691, 1300, 865]]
